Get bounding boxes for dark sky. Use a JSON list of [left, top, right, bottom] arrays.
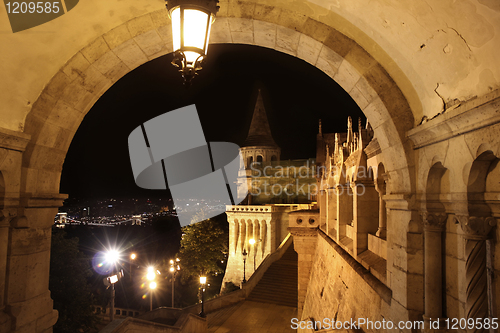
[[60, 44, 364, 199]]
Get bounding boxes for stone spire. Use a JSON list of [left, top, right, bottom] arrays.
[[347, 116, 353, 145], [319, 119, 322, 135], [243, 89, 279, 148]]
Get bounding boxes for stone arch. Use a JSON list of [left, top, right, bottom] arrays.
[[426, 162, 450, 213], [271, 155, 277, 162], [467, 151, 499, 217], [464, 150, 499, 323], [22, 11, 415, 198], [256, 155, 263, 164], [423, 161, 450, 320]]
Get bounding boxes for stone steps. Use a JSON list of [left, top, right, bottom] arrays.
[[247, 244, 298, 308]]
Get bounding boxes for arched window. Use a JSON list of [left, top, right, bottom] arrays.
[[247, 156, 253, 169], [257, 155, 263, 163], [271, 155, 277, 161]]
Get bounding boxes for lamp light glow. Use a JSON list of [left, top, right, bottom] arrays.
[[166, 0, 220, 85]]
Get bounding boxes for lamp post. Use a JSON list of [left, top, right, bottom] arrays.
[[147, 266, 157, 311], [130, 253, 136, 281], [103, 250, 122, 322], [165, 0, 220, 85], [149, 281, 157, 311], [242, 248, 247, 284], [199, 276, 207, 317], [169, 258, 181, 308]]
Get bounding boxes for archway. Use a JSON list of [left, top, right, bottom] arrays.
[[10, 7, 418, 332], [22, 13, 415, 199]]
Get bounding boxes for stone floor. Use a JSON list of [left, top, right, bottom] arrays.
[[207, 300, 298, 333]]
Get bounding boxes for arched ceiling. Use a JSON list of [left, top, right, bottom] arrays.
[[0, 0, 498, 132]]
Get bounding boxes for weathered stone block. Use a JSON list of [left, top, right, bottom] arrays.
[[231, 31, 254, 44], [276, 26, 300, 54], [112, 40, 148, 70], [227, 1, 256, 19], [297, 34, 322, 66], [127, 15, 155, 38], [211, 18, 232, 44], [45, 71, 71, 100], [254, 4, 280, 24], [254, 20, 276, 49], [302, 18, 331, 43], [81, 37, 110, 64], [333, 59, 361, 93], [134, 30, 164, 57], [150, 9, 169, 29], [227, 17, 253, 33], [62, 52, 91, 82], [103, 24, 132, 50]]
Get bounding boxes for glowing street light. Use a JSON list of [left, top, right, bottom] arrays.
[[166, 0, 220, 85], [199, 276, 207, 317], [130, 253, 136, 260], [170, 258, 181, 307]]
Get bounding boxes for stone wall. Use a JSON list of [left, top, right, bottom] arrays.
[[301, 231, 391, 329]]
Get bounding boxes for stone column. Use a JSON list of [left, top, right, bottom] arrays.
[[375, 178, 387, 239], [327, 187, 337, 239], [336, 184, 351, 240], [352, 181, 379, 256], [455, 215, 496, 333], [289, 227, 318, 319], [239, 220, 246, 253], [230, 220, 239, 254], [422, 212, 447, 324], [0, 211, 11, 331], [260, 221, 266, 257]]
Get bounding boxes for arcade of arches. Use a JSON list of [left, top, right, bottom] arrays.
[[0, 0, 499, 332]]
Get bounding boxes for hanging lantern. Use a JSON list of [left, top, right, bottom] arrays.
[[166, 0, 219, 85]]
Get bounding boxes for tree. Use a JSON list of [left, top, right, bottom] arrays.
[[176, 214, 228, 281], [49, 230, 98, 333]]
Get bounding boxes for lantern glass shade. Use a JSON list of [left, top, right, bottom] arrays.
[[170, 6, 214, 67]]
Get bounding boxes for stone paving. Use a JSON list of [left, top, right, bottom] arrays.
[[208, 301, 297, 333]]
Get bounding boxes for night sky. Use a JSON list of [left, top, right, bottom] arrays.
[[59, 44, 364, 199]]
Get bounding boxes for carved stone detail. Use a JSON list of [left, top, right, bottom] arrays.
[[454, 215, 497, 330], [455, 215, 496, 240], [422, 212, 447, 232]]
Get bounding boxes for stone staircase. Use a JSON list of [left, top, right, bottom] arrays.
[[247, 244, 298, 307]]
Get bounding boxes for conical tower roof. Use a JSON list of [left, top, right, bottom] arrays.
[[243, 90, 279, 148]]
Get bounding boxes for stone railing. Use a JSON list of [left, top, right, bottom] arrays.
[[99, 313, 206, 333], [94, 306, 142, 321], [182, 233, 294, 316]]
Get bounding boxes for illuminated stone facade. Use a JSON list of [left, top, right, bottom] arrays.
[[0, 1, 499, 331]]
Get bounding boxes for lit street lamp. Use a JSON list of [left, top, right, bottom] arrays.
[[103, 249, 123, 322], [149, 281, 157, 311], [199, 276, 207, 318], [242, 248, 247, 284], [166, 0, 220, 85], [129, 253, 137, 281], [169, 258, 181, 307], [146, 266, 158, 311]]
